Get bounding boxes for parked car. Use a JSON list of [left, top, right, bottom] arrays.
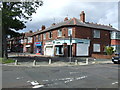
[[112, 53, 120, 64]]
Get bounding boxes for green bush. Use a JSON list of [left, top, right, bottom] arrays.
[[0, 58, 15, 64], [105, 46, 114, 55]]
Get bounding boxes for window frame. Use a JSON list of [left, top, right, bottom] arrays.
[[58, 29, 62, 37], [93, 44, 101, 52], [68, 27, 72, 36], [93, 30, 100, 38], [43, 33, 46, 40], [38, 35, 40, 41], [49, 31, 52, 39]]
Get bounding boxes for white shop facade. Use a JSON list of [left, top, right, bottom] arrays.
[[44, 38, 90, 57]]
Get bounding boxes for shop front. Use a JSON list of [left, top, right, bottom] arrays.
[[44, 41, 54, 56], [34, 42, 42, 54], [54, 38, 90, 57]]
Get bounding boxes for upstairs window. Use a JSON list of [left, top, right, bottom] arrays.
[[68, 28, 72, 36], [49, 31, 52, 39], [38, 35, 40, 41], [93, 30, 100, 38], [28, 37, 32, 43], [43, 33, 46, 40], [58, 29, 62, 37], [34, 36, 36, 41]]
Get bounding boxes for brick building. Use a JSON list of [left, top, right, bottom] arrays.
[[32, 11, 119, 57], [22, 31, 34, 53], [111, 31, 120, 54]]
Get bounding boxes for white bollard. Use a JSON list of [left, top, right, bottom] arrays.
[[49, 59, 51, 64], [33, 60, 36, 66], [75, 60, 78, 65], [15, 60, 18, 65], [86, 58, 89, 64]]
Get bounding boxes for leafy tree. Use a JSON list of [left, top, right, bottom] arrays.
[[1, 1, 43, 58], [105, 46, 114, 55]]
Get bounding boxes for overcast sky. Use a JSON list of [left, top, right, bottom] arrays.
[[18, 0, 119, 33]]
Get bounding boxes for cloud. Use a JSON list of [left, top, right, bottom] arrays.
[[19, 1, 118, 33]]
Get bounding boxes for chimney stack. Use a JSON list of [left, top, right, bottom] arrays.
[[29, 30, 33, 33], [52, 23, 56, 26], [80, 11, 85, 22], [64, 17, 68, 21], [41, 25, 46, 30]]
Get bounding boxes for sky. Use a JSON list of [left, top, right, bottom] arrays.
[[18, 0, 119, 33]]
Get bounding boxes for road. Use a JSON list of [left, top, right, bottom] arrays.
[[2, 63, 119, 88]]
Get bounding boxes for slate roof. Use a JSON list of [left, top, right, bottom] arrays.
[[32, 17, 119, 36]]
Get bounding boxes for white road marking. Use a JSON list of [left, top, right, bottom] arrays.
[[16, 77, 24, 80], [30, 81, 39, 86], [70, 72, 79, 74], [112, 82, 118, 85], [43, 80, 49, 82], [32, 85, 44, 88]]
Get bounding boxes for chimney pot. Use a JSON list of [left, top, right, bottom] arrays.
[[52, 23, 56, 26], [80, 11, 85, 22], [41, 25, 46, 30], [29, 30, 32, 33], [64, 17, 68, 21]]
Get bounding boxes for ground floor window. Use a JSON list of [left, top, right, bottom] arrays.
[[93, 44, 100, 52], [36, 46, 42, 53], [55, 45, 63, 55]]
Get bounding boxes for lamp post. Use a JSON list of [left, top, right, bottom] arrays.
[[69, 34, 72, 62]]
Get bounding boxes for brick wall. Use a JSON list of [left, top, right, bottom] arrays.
[[111, 39, 120, 45]]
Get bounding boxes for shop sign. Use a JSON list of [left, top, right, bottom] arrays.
[[35, 42, 42, 46], [45, 41, 53, 45]]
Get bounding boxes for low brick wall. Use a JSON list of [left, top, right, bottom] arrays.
[[92, 54, 115, 59]]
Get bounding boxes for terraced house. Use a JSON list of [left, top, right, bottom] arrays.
[[32, 11, 119, 57]]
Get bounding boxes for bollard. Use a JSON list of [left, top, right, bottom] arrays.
[[15, 60, 18, 65], [33, 60, 36, 66], [75, 60, 78, 65], [86, 58, 89, 64], [49, 59, 51, 64]]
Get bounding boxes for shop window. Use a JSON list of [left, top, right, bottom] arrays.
[[68, 28, 72, 36], [56, 46, 63, 55], [93, 44, 100, 52], [93, 30, 100, 38], [58, 29, 62, 37], [49, 31, 52, 39], [43, 33, 46, 40]]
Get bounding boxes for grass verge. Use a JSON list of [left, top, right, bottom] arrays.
[[0, 58, 15, 64]]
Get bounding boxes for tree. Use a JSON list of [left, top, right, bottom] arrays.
[[1, 1, 43, 58], [105, 46, 114, 55]]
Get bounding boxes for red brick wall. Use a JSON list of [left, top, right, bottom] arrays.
[[111, 39, 120, 45], [74, 27, 111, 55]]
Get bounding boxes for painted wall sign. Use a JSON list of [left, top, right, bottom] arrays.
[[35, 42, 42, 46]]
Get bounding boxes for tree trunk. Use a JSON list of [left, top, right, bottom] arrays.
[[2, 25, 8, 59]]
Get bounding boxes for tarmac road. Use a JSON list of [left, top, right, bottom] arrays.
[[2, 63, 119, 88]]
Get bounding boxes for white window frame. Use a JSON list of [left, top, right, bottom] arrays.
[[58, 29, 62, 37], [68, 28, 72, 36], [49, 31, 52, 39], [93, 44, 100, 52], [93, 30, 100, 38], [43, 33, 46, 40], [28, 37, 32, 43], [38, 35, 40, 41]]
